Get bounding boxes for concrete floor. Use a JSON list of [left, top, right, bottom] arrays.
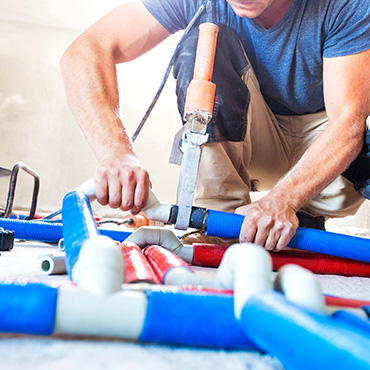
[[1, 237, 370, 369]]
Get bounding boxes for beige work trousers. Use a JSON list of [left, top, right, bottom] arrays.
[[195, 60, 364, 219]]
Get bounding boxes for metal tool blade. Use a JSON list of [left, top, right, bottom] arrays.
[[0, 166, 11, 178], [175, 131, 208, 230]]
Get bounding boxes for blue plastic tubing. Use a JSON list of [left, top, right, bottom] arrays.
[[140, 289, 256, 350], [332, 310, 370, 337], [0, 283, 58, 335], [241, 290, 370, 370], [206, 209, 370, 263], [62, 190, 101, 275], [0, 207, 131, 243], [62, 191, 132, 274]]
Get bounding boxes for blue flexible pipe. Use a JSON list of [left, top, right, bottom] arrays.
[[62, 191, 100, 275], [0, 214, 131, 244], [206, 209, 370, 263], [0, 283, 58, 335], [332, 310, 370, 337], [241, 290, 370, 370], [140, 289, 256, 349], [0, 217, 63, 243]]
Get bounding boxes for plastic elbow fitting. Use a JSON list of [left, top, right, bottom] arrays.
[[274, 264, 325, 313], [216, 243, 273, 320], [142, 189, 172, 223], [75, 177, 97, 202], [126, 226, 183, 253], [72, 235, 124, 297]]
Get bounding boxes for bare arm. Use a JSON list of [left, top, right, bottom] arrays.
[[60, 0, 171, 214], [236, 48, 370, 250]]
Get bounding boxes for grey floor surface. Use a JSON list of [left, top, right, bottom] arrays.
[[1, 240, 370, 370]]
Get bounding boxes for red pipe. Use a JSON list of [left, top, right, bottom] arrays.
[[325, 295, 370, 309], [119, 241, 159, 284], [178, 285, 370, 310], [144, 245, 192, 283], [192, 243, 228, 267], [192, 243, 370, 277]]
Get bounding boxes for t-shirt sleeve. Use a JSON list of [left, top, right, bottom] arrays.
[[140, 0, 202, 34], [323, 0, 370, 58]]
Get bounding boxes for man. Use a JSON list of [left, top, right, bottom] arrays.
[[60, 0, 370, 251]]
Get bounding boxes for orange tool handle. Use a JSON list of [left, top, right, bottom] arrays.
[[193, 23, 219, 81], [123, 212, 150, 229], [184, 23, 219, 116]]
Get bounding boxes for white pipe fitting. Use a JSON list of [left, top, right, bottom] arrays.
[[126, 226, 184, 253], [76, 178, 172, 223], [174, 244, 194, 264], [142, 188, 172, 223], [40, 255, 66, 275], [75, 177, 96, 202], [274, 264, 325, 313], [216, 243, 273, 320], [54, 285, 147, 339], [72, 235, 124, 297], [164, 266, 217, 288]]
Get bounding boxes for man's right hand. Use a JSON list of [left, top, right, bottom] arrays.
[[59, 1, 170, 215], [94, 152, 150, 215]]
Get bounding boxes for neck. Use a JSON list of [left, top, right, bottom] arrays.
[[255, 0, 294, 29]]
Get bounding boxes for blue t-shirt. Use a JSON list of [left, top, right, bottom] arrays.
[[140, 0, 370, 115]]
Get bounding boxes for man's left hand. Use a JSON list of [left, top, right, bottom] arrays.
[[235, 195, 298, 251]]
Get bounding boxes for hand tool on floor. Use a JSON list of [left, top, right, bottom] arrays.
[[174, 22, 219, 230], [0, 162, 40, 220]]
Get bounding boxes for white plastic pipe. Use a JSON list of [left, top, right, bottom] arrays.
[[216, 243, 274, 320], [126, 226, 184, 253], [40, 255, 66, 275], [54, 285, 147, 339], [72, 235, 124, 297], [274, 264, 326, 313], [76, 178, 172, 223], [164, 266, 217, 288]]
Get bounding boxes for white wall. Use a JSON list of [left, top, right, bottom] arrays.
[[0, 0, 181, 217]]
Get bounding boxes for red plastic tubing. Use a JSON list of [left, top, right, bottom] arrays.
[[144, 245, 192, 283], [119, 241, 159, 284], [192, 243, 370, 277]]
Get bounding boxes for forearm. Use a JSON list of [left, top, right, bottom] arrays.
[[269, 113, 365, 210], [60, 41, 134, 161]]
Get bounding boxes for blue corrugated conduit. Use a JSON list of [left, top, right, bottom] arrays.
[[139, 289, 256, 350], [331, 310, 370, 337], [62, 190, 100, 275], [240, 290, 370, 370], [0, 217, 63, 243], [0, 212, 131, 244], [205, 210, 370, 263], [0, 282, 58, 335]]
